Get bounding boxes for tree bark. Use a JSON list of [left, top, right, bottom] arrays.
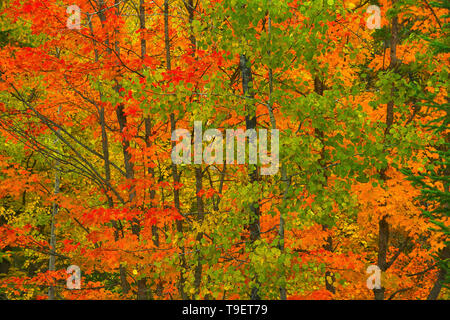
[[163, 0, 188, 299], [374, 11, 399, 300], [265, 8, 287, 299], [428, 245, 449, 300], [240, 54, 261, 300], [48, 106, 61, 300]]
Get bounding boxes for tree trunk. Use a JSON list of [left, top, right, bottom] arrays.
[[374, 11, 399, 301], [240, 54, 261, 300], [48, 107, 61, 300], [428, 245, 449, 300], [265, 8, 287, 299]]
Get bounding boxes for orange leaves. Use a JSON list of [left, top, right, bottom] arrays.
[[146, 207, 183, 224], [0, 224, 47, 250], [173, 182, 184, 190], [61, 239, 81, 253], [79, 206, 183, 239], [0, 0, 447, 301], [197, 188, 219, 199], [297, 289, 334, 300], [81, 207, 142, 226], [290, 224, 329, 252]]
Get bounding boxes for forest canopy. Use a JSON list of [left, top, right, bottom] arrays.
[[0, 0, 448, 300]]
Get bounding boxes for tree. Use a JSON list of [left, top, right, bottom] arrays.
[[0, 0, 447, 300]]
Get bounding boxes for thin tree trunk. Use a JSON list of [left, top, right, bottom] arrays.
[[374, 11, 399, 301], [182, 0, 205, 299], [312, 76, 336, 295], [164, 0, 188, 299], [48, 106, 61, 300], [170, 114, 188, 300], [240, 54, 261, 300], [193, 167, 204, 297], [48, 149, 60, 300], [90, 1, 131, 295], [138, 0, 154, 299], [266, 7, 287, 300], [374, 217, 388, 300], [101, 103, 131, 294], [89, 5, 131, 294], [113, 0, 144, 298]]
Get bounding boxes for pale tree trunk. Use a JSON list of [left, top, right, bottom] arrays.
[[48, 107, 61, 300], [48, 166, 59, 300]]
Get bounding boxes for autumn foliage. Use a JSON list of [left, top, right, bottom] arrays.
[[0, 0, 448, 300]]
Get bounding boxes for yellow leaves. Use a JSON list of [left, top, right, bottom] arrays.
[[0, 206, 15, 223], [223, 283, 233, 291], [326, 274, 334, 284], [250, 243, 282, 268], [429, 238, 447, 252], [0, 0, 446, 302], [347, 2, 356, 10]]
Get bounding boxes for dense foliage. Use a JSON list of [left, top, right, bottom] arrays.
[[0, 0, 448, 300]]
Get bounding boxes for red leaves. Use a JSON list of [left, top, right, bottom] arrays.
[[162, 67, 185, 84], [81, 207, 139, 225], [61, 239, 81, 253], [173, 182, 184, 190], [289, 289, 333, 300], [197, 188, 219, 199], [0, 0, 444, 302], [22, 3, 33, 13], [146, 207, 183, 225], [124, 105, 139, 116], [197, 189, 206, 198], [80, 206, 183, 230], [158, 181, 170, 189]]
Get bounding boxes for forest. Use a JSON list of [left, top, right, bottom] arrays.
[[0, 0, 448, 300]]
